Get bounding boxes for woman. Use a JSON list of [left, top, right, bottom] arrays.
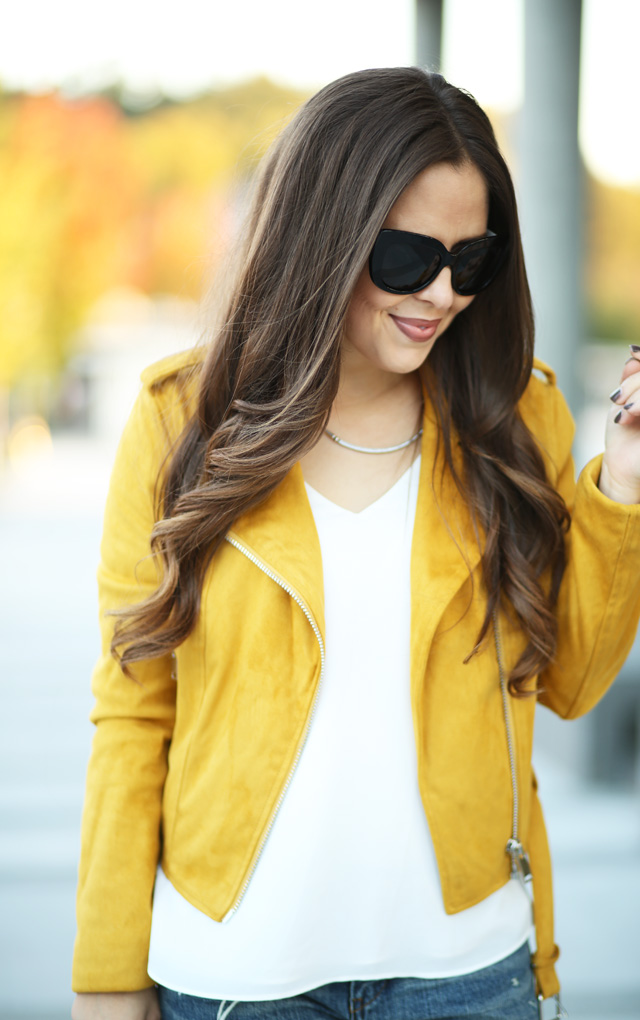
[[71, 68, 640, 1020]]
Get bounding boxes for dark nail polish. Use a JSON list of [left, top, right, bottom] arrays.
[[609, 388, 622, 402], [614, 410, 623, 424], [630, 344, 640, 353], [624, 402, 635, 410]]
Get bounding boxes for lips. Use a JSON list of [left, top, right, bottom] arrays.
[[390, 315, 441, 342]]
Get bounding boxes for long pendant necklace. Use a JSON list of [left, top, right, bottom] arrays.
[[323, 426, 423, 455]]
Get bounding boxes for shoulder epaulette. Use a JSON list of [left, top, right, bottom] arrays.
[[531, 357, 557, 386], [140, 346, 206, 390]]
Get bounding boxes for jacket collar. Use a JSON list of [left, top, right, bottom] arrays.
[[409, 400, 484, 691], [412, 399, 483, 614]]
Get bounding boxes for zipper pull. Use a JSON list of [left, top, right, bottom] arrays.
[[537, 993, 568, 1019], [506, 837, 532, 884]]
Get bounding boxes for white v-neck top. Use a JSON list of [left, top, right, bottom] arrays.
[[148, 455, 532, 999]]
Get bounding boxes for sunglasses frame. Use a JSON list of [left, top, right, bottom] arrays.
[[369, 228, 507, 297]]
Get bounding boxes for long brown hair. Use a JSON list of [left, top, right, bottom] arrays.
[[113, 67, 570, 695]]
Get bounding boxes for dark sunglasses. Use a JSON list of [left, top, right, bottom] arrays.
[[369, 228, 507, 297]]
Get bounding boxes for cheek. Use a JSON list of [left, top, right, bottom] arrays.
[[345, 275, 390, 333]]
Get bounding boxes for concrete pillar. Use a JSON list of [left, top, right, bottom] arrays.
[[518, 0, 583, 412], [415, 0, 443, 70]]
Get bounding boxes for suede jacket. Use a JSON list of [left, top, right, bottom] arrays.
[[72, 349, 640, 999]]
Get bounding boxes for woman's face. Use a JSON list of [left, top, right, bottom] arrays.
[[342, 161, 489, 379]]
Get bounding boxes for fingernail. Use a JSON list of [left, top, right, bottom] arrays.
[[624, 402, 634, 410], [614, 410, 623, 424], [609, 388, 622, 402], [630, 344, 640, 353]]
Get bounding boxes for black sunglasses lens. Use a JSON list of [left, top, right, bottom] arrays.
[[370, 231, 506, 295], [373, 237, 440, 293], [453, 241, 503, 295]]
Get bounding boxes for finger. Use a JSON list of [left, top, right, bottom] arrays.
[[611, 395, 640, 425], [620, 360, 640, 384], [619, 345, 640, 384], [609, 362, 640, 407]]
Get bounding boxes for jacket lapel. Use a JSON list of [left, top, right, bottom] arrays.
[[410, 401, 484, 690], [227, 463, 326, 641]]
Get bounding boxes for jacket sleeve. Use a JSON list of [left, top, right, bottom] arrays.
[[72, 382, 180, 992], [534, 378, 640, 717]]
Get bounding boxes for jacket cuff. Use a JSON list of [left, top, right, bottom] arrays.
[[580, 453, 640, 514], [532, 944, 561, 999]]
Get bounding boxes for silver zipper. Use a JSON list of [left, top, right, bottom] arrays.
[[494, 617, 568, 1012], [220, 533, 325, 921], [493, 611, 532, 890]]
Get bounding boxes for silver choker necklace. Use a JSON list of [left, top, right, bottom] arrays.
[[323, 426, 423, 455]]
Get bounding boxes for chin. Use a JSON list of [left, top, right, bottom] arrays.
[[380, 339, 438, 376]]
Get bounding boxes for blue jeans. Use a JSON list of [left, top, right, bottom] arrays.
[[157, 941, 538, 1019]]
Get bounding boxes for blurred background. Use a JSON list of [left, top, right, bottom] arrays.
[[0, 1, 639, 1017]]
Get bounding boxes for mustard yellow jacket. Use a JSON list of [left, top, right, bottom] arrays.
[[73, 349, 640, 999]]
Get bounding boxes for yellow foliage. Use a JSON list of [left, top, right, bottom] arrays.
[[0, 93, 139, 386], [586, 176, 640, 339], [0, 79, 308, 389]]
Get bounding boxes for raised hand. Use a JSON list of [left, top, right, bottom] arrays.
[[599, 346, 640, 505]]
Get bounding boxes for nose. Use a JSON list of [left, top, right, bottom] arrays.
[[414, 266, 455, 312]]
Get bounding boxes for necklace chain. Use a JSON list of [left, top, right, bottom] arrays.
[[323, 426, 423, 455]]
